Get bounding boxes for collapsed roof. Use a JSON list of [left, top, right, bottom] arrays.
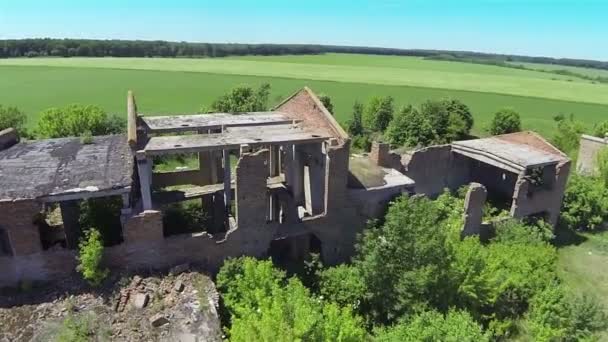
[[0, 135, 133, 202]]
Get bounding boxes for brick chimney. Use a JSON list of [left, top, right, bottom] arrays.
[[370, 141, 391, 167]]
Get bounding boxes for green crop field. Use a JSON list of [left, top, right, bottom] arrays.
[[510, 61, 608, 79], [1, 53, 607, 137]]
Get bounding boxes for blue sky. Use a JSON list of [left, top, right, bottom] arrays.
[[1, 0, 607, 61]]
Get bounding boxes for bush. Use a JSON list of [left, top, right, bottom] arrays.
[[76, 229, 108, 286], [0, 105, 27, 136], [35, 104, 124, 138], [592, 120, 608, 138], [209, 83, 270, 113], [217, 257, 367, 341], [488, 108, 521, 135], [561, 174, 608, 230], [375, 309, 488, 342]]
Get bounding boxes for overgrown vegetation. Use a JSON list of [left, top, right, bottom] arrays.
[[349, 97, 474, 151], [76, 228, 108, 286], [217, 189, 608, 340], [217, 257, 367, 341], [0, 104, 27, 136]]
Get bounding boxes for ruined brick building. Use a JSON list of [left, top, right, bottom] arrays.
[[0, 88, 571, 287]]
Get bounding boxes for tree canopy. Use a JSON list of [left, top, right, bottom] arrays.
[[488, 108, 522, 135], [208, 83, 271, 113]]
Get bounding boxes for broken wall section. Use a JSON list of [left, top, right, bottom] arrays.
[[577, 134, 608, 175]]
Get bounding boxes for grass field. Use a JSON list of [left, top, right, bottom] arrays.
[[1, 53, 607, 137]]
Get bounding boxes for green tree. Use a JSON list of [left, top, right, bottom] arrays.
[[551, 114, 584, 156], [488, 108, 522, 135], [319, 264, 366, 311], [561, 174, 608, 230], [346, 101, 364, 137], [363, 96, 394, 132], [443, 98, 474, 133], [0, 105, 27, 136], [420, 100, 451, 142], [209, 83, 271, 113], [354, 195, 453, 324], [385, 105, 435, 147], [35, 104, 124, 138], [76, 229, 108, 286], [375, 309, 488, 342], [217, 257, 367, 341], [318, 93, 334, 114]]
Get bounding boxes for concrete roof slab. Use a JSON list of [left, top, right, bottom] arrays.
[[452, 137, 564, 172], [141, 112, 295, 133], [0, 135, 133, 201], [143, 125, 330, 155]]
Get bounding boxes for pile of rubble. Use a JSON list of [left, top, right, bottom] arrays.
[[0, 265, 222, 342]]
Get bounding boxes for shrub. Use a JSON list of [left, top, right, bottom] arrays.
[[76, 228, 108, 286], [375, 309, 488, 342], [79, 197, 123, 246], [35, 104, 124, 138], [561, 174, 608, 230], [592, 120, 608, 138], [209, 83, 270, 113], [0, 105, 27, 136], [527, 285, 607, 342], [488, 108, 521, 135], [443, 98, 474, 134]]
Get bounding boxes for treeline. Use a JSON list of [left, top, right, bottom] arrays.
[[2, 38, 608, 71]]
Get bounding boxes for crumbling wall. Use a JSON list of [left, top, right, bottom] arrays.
[[510, 161, 571, 226], [401, 145, 471, 197], [462, 183, 487, 237], [469, 161, 519, 200], [0, 200, 43, 256], [235, 148, 269, 228], [123, 210, 164, 243], [577, 134, 608, 175]]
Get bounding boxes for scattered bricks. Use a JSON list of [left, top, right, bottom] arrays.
[[132, 293, 149, 309], [116, 290, 131, 312], [169, 263, 189, 276], [131, 275, 143, 287], [150, 314, 169, 327], [173, 280, 185, 293]]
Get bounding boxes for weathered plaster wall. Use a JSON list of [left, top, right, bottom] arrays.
[[510, 161, 571, 226], [577, 135, 608, 175], [401, 145, 471, 197]]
